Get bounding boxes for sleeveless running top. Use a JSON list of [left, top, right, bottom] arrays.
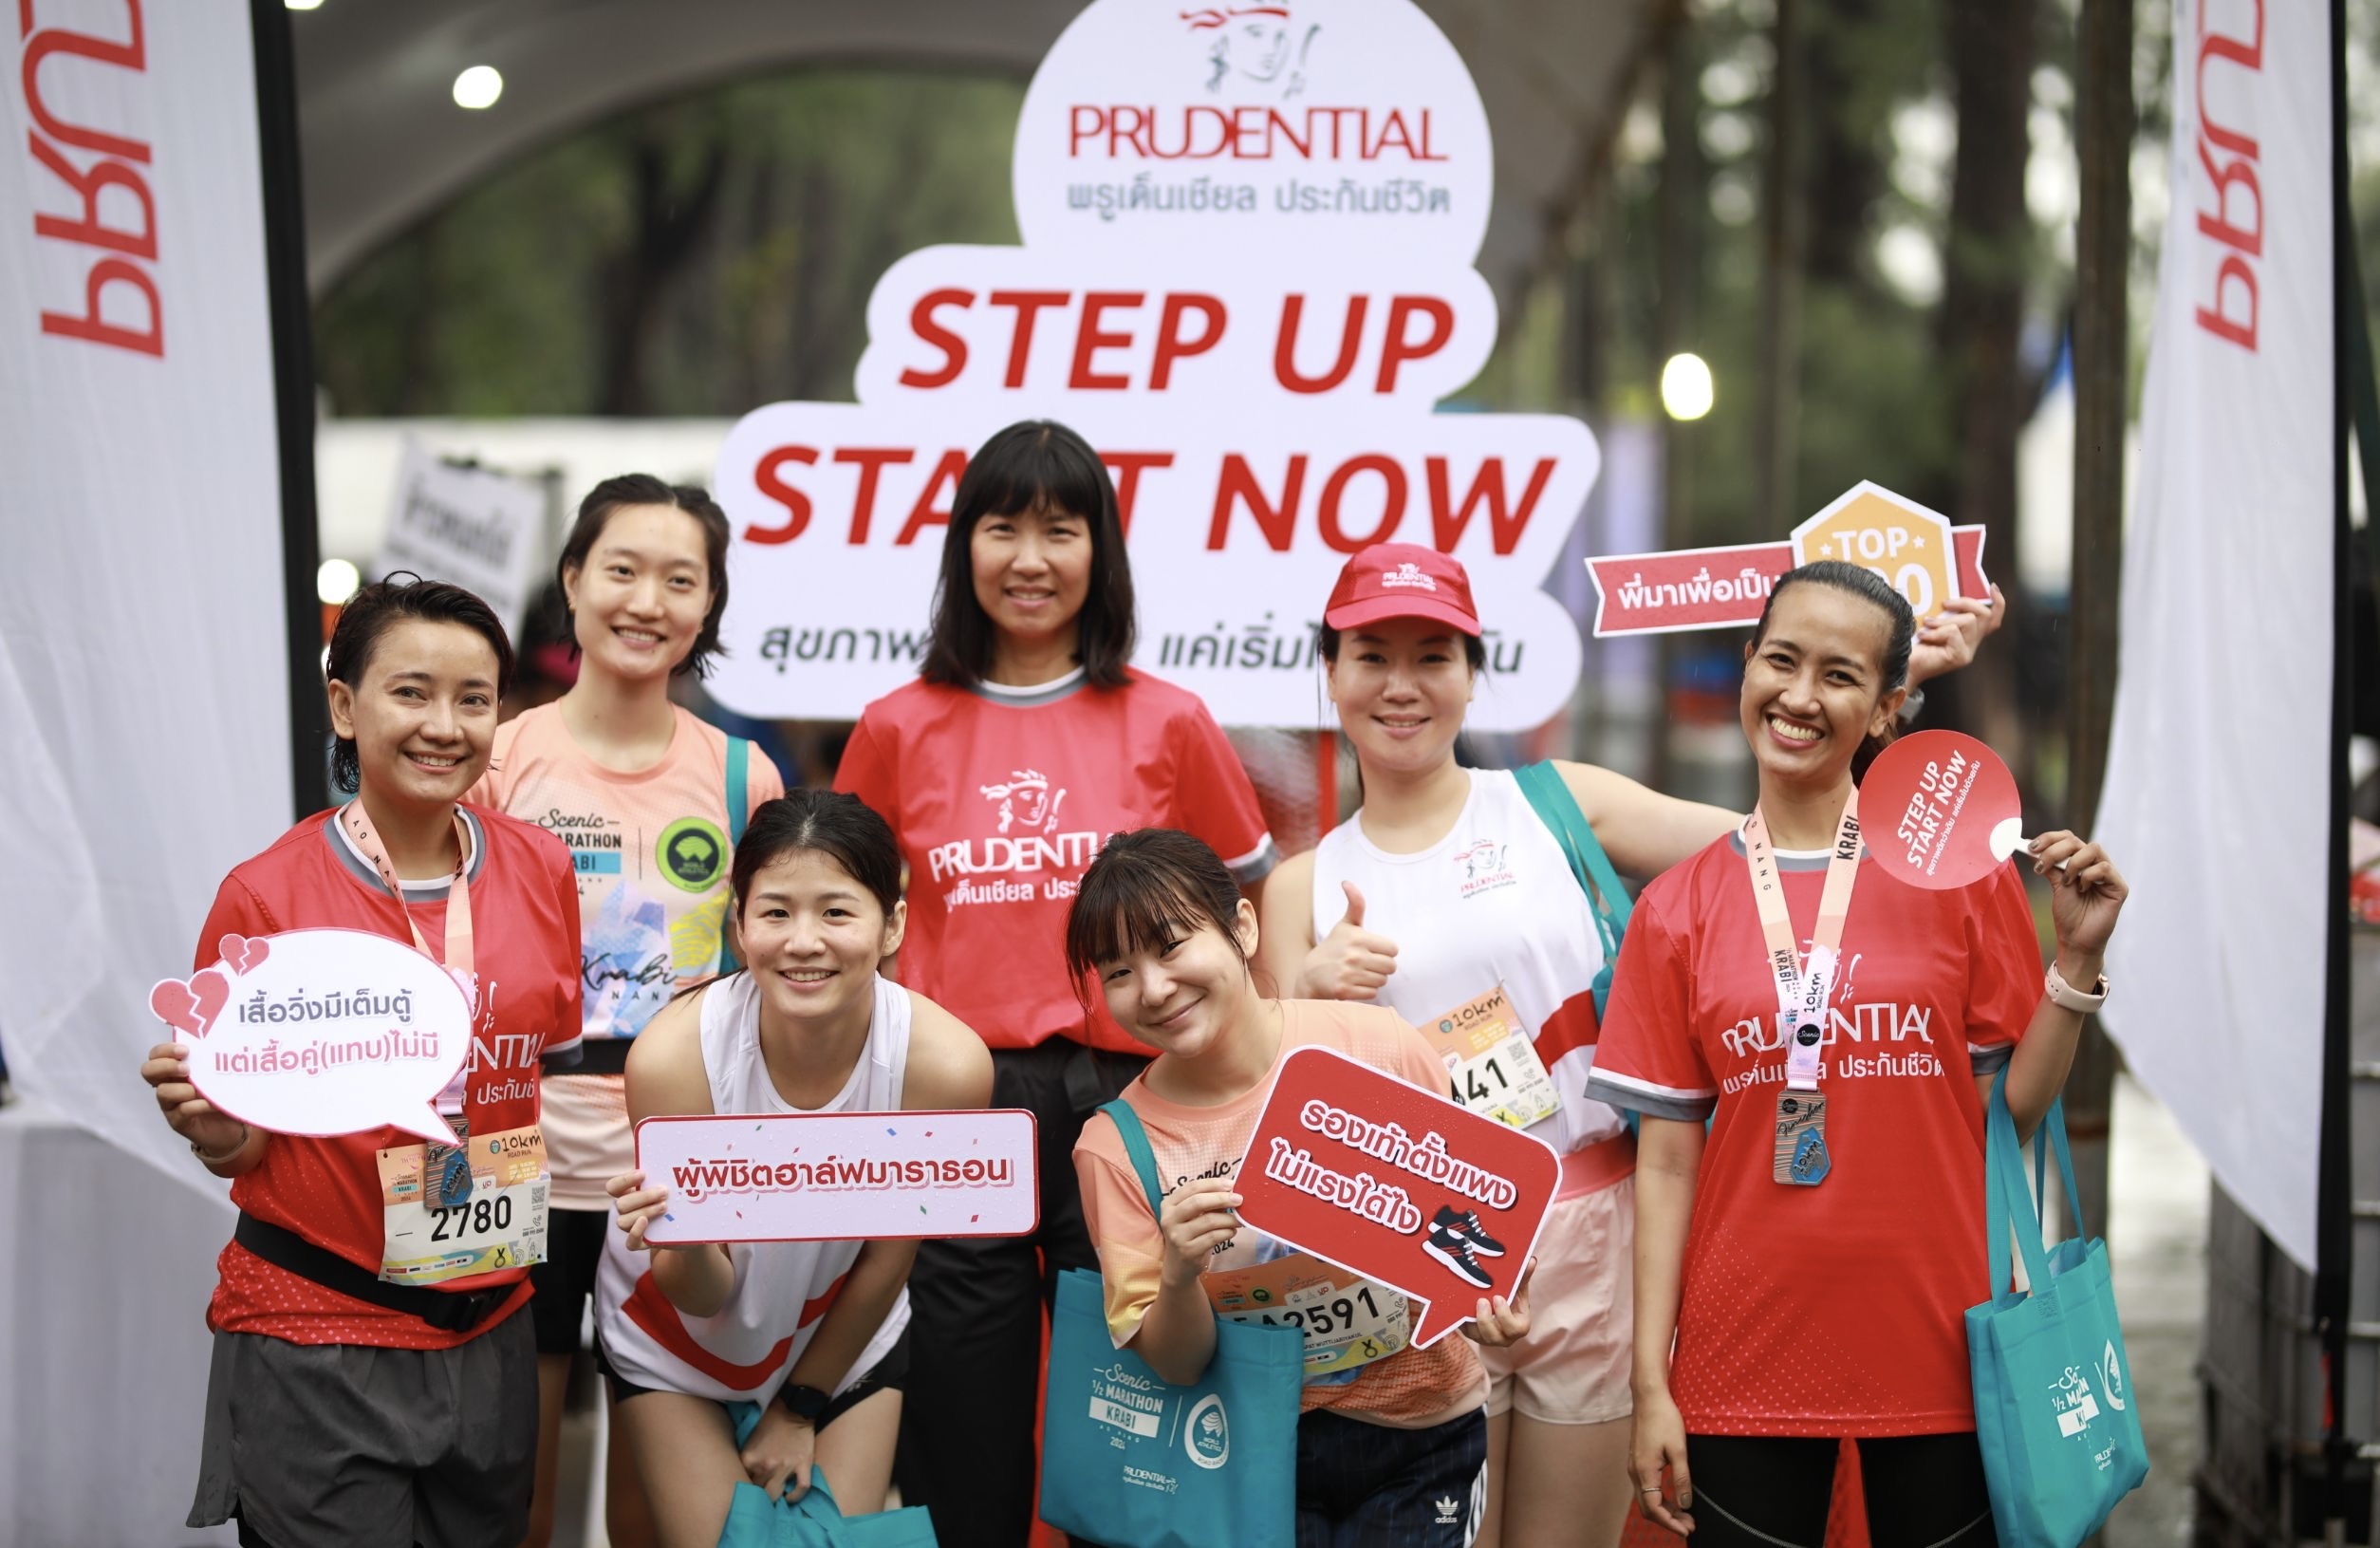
[[593, 971, 913, 1405], [1312, 767, 1622, 1157]]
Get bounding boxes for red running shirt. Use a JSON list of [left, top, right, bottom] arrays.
[[197, 807, 584, 1349], [1585, 833, 2040, 1436], [835, 669, 1274, 1053]]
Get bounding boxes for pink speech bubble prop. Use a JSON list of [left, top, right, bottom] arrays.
[[148, 928, 473, 1144], [1862, 730, 2024, 890]]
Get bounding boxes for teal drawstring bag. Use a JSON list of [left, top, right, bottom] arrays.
[[715, 1402, 938, 1547], [1037, 1099, 1303, 1548], [1965, 1069, 2149, 1548]]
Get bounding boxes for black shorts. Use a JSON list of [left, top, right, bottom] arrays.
[[1294, 1404, 1487, 1548], [598, 1327, 911, 1432], [1683, 1432, 1997, 1548], [188, 1311, 539, 1548], [527, 1206, 611, 1355]]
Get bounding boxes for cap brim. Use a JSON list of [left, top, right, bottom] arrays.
[[1323, 593, 1481, 636]]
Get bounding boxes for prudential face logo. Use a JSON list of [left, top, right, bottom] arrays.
[[1184, 1392, 1230, 1468]]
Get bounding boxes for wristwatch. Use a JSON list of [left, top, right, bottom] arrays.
[[2045, 961, 2109, 1013], [778, 1383, 832, 1425]]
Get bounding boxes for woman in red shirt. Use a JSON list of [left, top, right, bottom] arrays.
[[141, 577, 583, 1548], [1585, 562, 2129, 1548], [835, 420, 1275, 1547]]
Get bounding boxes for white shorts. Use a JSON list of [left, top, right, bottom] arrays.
[[1480, 1170, 1633, 1426]]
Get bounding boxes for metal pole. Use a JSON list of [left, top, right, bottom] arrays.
[[249, 0, 329, 819], [2319, 0, 2352, 1534]]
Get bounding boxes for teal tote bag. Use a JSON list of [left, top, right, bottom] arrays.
[[1037, 1100, 1303, 1548], [1965, 1070, 2149, 1548], [716, 1407, 938, 1547]]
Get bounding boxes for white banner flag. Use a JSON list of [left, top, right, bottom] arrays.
[[0, 0, 291, 1187], [2098, 0, 2332, 1267]]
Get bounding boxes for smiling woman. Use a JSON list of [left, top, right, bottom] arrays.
[[468, 474, 787, 1548], [139, 575, 586, 1548]]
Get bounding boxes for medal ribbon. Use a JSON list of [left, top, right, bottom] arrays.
[[1742, 793, 1863, 1093], [341, 800, 477, 1128]]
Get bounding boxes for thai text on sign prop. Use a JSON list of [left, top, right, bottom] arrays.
[[1859, 730, 2029, 891], [1585, 481, 1992, 637], [709, 0, 1599, 730], [1233, 1045, 1558, 1347], [147, 929, 474, 1144], [635, 1110, 1040, 1244]]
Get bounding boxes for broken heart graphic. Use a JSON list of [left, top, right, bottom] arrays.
[[219, 935, 271, 975], [149, 968, 232, 1040]]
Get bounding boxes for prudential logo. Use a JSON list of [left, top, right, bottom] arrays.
[[1184, 1392, 1230, 1468]]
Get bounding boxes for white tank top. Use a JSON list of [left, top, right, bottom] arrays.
[[1311, 767, 1622, 1156], [594, 971, 913, 1404]]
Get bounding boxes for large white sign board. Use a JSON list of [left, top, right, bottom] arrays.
[[374, 437, 548, 634], [709, 0, 1598, 731]]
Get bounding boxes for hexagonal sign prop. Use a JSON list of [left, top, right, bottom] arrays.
[[1791, 482, 1960, 620]]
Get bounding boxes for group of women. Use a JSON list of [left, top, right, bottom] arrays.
[[141, 417, 2128, 1548]]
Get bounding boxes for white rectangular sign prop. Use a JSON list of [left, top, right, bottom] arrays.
[[2097, 0, 2332, 1268], [708, 0, 1598, 732], [375, 437, 548, 634], [636, 1110, 1040, 1244]]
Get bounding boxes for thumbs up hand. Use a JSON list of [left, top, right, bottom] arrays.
[[1296, 882, 1402, 1001]]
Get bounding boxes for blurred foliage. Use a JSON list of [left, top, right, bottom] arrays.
[[314, 70, 1025, 418]]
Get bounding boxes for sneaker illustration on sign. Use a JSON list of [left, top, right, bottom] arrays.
[[1432, 1204, 1507, 1257], [1424, 1224, 1495, 1290]]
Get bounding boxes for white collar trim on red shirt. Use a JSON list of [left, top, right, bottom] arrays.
[[971, 665, 1088, 707], [326, 804, 485, 895]]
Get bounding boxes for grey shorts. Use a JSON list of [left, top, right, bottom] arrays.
[[187, 1309, 538, 1548]]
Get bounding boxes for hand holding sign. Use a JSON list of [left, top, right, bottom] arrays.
[[1232, 1045, 1558, 1347], [145, 928, 473, 1144]]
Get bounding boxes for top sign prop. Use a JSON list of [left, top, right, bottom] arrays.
[[1860, 730, 2028, 891], [708, 0, 1598, 731], [1586, 482, 1991, 637], [146, 928, 474, 1144], [1233, 1045, 1558, 1347]]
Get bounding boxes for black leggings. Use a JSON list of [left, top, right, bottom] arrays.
[[1684, 1433, 1997, 1548]]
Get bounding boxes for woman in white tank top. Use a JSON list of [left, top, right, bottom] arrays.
[[1256, 544, 1998, 1548], [601, 790, 993, 1548]]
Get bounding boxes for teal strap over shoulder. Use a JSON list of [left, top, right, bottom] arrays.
[[717, 737, 753, 974], [1511, 761, 1632, 1010], [1100, 1098, 1168, 1217]]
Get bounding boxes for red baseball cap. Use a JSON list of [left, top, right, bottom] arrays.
[[1322, 544, 1480, 636]]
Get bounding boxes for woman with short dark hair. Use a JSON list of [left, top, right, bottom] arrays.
[[835, 419, 1276, 1548]]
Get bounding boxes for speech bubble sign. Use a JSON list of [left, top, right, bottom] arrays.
[[1862, 730, 2025, 890], [636, 1110, 1041, 1244], [1232, 1045, 1559, 1348], [149, 927, 472, 1144]]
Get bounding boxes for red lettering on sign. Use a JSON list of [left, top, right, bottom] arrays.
[[1376, 296, 1453, 392], [987, 289, 1069, 388], [1275, 295, 1366, 393], [22, 1, 162, 357], [1069, 290, 1143, 390], [1318, 455, 1406, 552], [2191, 0, 2264, 351], [1065, 105, 1447, 162], [1210, 454, 1306, 551], [1150, 293, 1225, 389], [899, 288, 973, 388], [746, 447, 818, 544], [1427, 457, 1557, 556], [832, 447, 915, 544], [1100, 451, 1175, 536], [895, 448, 971, 546]]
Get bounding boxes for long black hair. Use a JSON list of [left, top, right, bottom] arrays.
[[920, 420, 1136, 689], [556, 474, 733, 679], [325, 574, 515, 792], [1064, 829, 1250, 985], [1748, 560, 1917, 779], [729, 789, 904, 923]]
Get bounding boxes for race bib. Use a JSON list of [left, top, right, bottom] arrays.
[[1204, 1253, 1410, 1381], [1423, 986, 1560, 1130], [376, 1123, 549, 1284]]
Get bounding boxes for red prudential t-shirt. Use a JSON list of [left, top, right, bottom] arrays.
[[835, 668, 1275, 1053], [1585, 832, 2040, 1437], [196, 806, 584, 1349]]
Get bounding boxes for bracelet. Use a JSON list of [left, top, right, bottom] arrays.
[[191, 1124, 251, 1166], [2044, 961, 2109, 1014]]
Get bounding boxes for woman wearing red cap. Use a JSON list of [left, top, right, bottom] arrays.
[[834, 420, 1275, 1548], [1257, 543, 1996, 1548]]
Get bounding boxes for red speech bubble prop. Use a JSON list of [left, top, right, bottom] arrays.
[[1862, 730, 2025, 890], [1233, 1045, 1559, 1348]]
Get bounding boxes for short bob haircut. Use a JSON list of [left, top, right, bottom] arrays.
[[920, 420, 1136, 689], [556, 474, 734, 680], [325, 573, 515, 793], [1063, 829, 1250, 991]]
